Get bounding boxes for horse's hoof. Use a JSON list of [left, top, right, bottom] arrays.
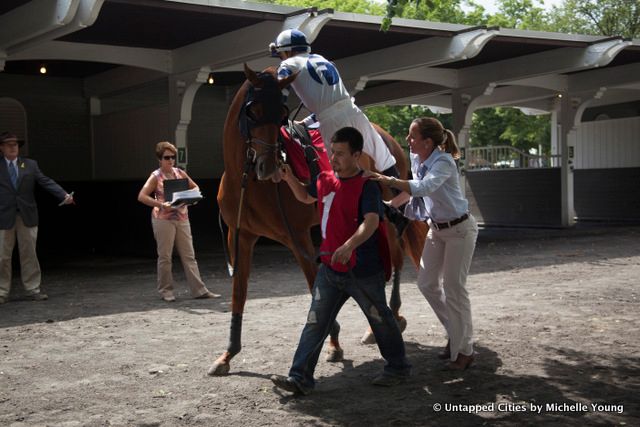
[[207, 360, 230, 376], [325, 347, 344, 363], [397, 316, 407, 333], [360, 329, 376, 345]]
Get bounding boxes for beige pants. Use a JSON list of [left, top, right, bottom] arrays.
[[152, 218, 209, 298], [0, 215, 42, 298], [417, 215, 478, 361]]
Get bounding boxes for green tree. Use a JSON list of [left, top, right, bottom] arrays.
[[365, 105, 452, 148], [382, 0, 488, 30], [546, 0, 640, 38], [258, 0, 384, 14], [470, 108, 551, 154], [262, 0, 556, 152], [487, 0, 548, 30]]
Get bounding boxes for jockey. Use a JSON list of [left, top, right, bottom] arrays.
[[270, 29, 400, 180], [270, 29, 408, 236]]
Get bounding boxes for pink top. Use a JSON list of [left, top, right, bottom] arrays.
[[151, 167, 189, 221]]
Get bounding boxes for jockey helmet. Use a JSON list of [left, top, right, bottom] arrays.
[[269, 29, 311, 57]]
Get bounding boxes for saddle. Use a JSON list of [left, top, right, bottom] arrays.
[[279, 121, 331, 183]]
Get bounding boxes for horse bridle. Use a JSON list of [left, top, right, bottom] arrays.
[[223, 73, 290, 277], [241, 76, 289, 171]]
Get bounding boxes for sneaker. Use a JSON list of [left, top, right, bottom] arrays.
[[371, 373, 408, 387], [195, 291, 221, 299], [27, 292, 48, 301], [270, 375, 310, 395]]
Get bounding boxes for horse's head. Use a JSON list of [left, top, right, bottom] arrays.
[[241, 63, 296, 181]]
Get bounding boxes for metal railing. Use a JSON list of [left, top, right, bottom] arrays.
[[466, 145, 561, 170]]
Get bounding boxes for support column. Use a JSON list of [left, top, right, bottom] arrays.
[[451, 90, 477, 192], [555, 92, 577, 227], [168, 67, 211, 170]]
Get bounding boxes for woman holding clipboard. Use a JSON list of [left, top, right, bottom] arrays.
[[138, 141, 219, 302]]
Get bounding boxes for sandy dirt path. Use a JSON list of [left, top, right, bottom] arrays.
[[1, 225, 638, 426]]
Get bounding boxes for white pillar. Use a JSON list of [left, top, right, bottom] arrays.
[[168, 67, 211, 170], [451, 90, 474, 193], [555, 93, 577, 227]]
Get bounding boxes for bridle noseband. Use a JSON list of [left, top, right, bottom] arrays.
[[239, 73, 289, 176]]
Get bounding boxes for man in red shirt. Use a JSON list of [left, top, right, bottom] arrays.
[[271, 127, 410, 395]]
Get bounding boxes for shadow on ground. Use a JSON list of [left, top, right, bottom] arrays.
[[2, 225, 638, 329], [263, 343, 638, 426]]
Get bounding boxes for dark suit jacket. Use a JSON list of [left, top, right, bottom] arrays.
[[0, 157, 67, 229]]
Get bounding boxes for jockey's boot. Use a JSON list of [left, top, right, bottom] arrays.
[[381, 165, 409, 238], [385, 204, 409, 238]]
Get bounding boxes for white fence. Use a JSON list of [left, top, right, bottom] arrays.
[[466, 145, 561, 170]]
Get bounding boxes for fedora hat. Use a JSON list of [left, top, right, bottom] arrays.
[[0, 132, 25, 147]]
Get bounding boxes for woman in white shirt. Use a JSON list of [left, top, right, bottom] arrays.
[[370, 117, 478, 370]]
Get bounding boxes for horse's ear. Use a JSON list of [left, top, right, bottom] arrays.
[[278, 71, 298, 90], [244, 63, 260, 86]]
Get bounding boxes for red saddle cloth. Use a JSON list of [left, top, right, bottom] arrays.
[[280, 126, 331, 181]]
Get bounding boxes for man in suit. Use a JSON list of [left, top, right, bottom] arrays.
[[0, 132, 74, 304]]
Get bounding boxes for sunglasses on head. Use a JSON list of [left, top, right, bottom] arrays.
[[163, 155, 176, 160]]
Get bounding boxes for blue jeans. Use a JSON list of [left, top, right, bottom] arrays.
[[288, 265, 411, 392]]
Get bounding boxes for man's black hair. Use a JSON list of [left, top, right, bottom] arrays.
[[331, 127, 363, 154]]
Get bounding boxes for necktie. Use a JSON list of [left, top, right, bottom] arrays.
[[8, 161, 18, 189]]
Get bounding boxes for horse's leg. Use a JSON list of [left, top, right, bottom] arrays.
[[208, 229, 259, 376], [361, 222, 407, 345], [390, 267, 407, 332]]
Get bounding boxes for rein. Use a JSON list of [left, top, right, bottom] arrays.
[[220, 148, 254, 277], [220, 71, 316, 276], [221, 72, 286, 277]]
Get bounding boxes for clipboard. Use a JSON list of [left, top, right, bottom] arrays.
[[163, 178, 188, 204]]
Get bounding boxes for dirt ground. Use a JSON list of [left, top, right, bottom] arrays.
[[0, 224, 639, 427]]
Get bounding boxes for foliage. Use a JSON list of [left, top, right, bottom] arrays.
[[486, 0, 548, 30], [257, 0, 384, 14], [260, 0, 635, 153], [365, 105, 452, 148], [470, 108, 551, 154], [382, 0, 488, 30], [545, 0, 640, 38]]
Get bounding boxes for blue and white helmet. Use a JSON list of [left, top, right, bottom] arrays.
[[269, 29, 311, 57]]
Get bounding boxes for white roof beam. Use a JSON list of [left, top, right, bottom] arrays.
[[338, 28, 497, 83], [0, 0, 79, 51], [356, 81, 450, 107], [12, 40, 172, 73], [504, 75, 568, 92], [172, 21, 282, 74], [459, 38, 631, 89], [7, 0, 104, 54], [365, 65, 459, 88], [282, 8, 333, 43], [383, 94, 453, 109], [472, 86, 556, 109], [568, 62, 640, 93]]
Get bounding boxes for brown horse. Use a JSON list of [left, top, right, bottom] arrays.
[[208, 64, 425, 376]]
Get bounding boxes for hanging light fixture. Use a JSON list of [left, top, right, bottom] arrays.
[[207, 73, 214, 85], [39, 64, 47, 74]]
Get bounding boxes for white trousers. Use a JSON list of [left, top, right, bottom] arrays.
[[0, 215, 42, 298], [417, 215, 478, 361], [317, 99, 396, 172]]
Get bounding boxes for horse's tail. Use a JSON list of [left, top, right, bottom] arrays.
[[402, 220, 428, 269]]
